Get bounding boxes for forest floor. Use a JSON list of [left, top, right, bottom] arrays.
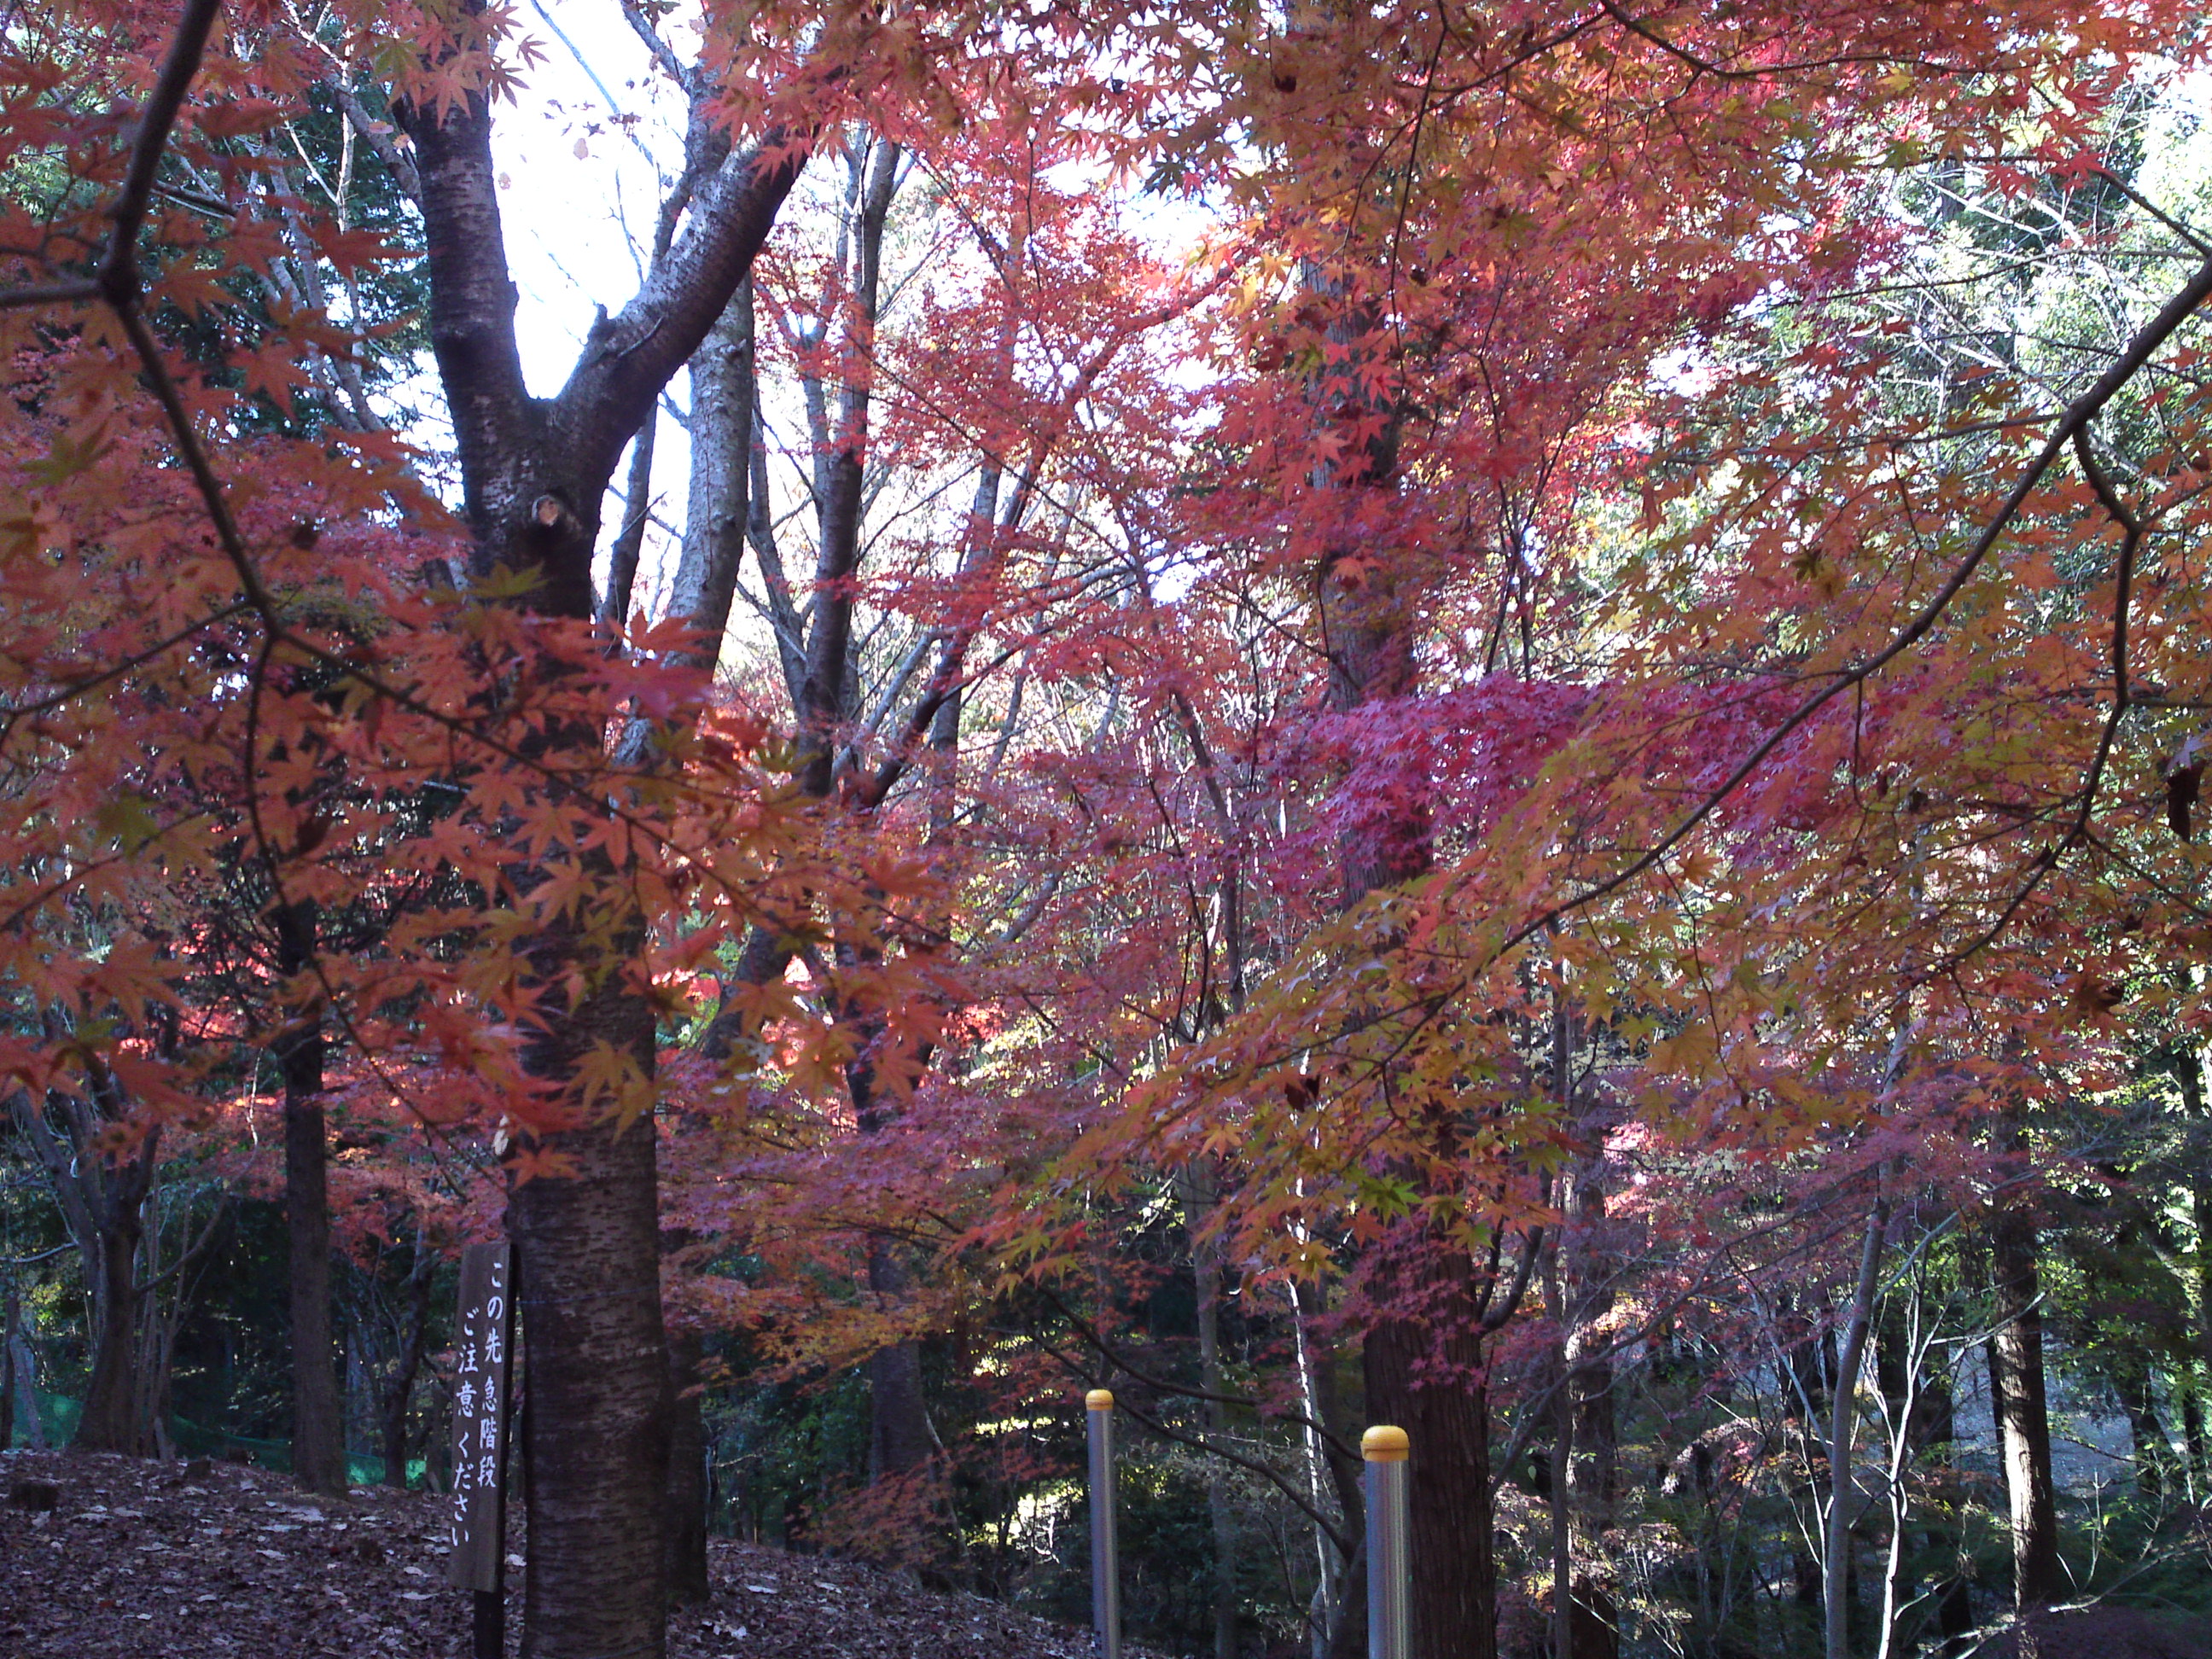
[[0, 1447, 1109, 1658]]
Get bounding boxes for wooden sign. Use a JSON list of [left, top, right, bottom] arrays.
[[445, 1240, 514, 1593]]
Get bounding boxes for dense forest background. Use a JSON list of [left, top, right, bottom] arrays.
[[5, 2, 2212, 1657]]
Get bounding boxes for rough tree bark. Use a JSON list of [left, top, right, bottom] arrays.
[[1987, 1206, 2064, 1611], [12, 1063, 158, 1454], [276, 899, 346, 1495], [1312, 352, 1520, 1657], [1564, 1168, 1617, 1534], [393, 41, 804, 1654], [1362, 1244, 1507, 1659]]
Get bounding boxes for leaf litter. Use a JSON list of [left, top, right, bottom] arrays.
[[0, 1449, 1122, 1658]]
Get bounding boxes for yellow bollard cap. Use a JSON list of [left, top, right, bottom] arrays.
[[1086, 1388, 1115, 1412], [1362, 1424, 1410, 1462]]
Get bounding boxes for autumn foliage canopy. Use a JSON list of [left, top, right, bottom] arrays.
[[7, 0, 2212, 1654]]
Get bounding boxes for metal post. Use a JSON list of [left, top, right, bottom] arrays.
[[1087, 1388, 1121, 1659], [1364, 1424, 1411, 1659]]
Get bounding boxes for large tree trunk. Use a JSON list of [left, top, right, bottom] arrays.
[[77, 1217, 150, 1452], [510, 1104, 669, 1656], [864, 1249, 934, 1485], [1312, 313, 1501, 1657], [395, 26, 802, 1646], [849, 1033, 934, 1491], [277, 900, 346, 1495], [1987, 1208, 2063, 1611], [1363, 1249, 1497, 1659]]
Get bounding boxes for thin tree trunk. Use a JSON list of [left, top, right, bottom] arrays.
[[664, 280, 756, 670], [1186, 1161, 1239, 1659], [1291, 1275, 1359, 1659], [1919, 1362, 1974, 1656], [1564, 1168, 1616, 1534], [2193, 1167, 2212, 1487], [12, 1327, 44, 1449], [793, 132, 899, 796], [1826, 1194, 1889, 1659], [381, 1243, 435, 1488], [277, 900, 345, 1495], [1543, 1232, 1574, 1659], [2112, 1353, 2168, 1500], [1988, 1207, 2063, 1610], [0, 1273, 13, 1451]]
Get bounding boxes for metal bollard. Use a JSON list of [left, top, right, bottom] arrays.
[[1087, 1388, 1122, 1659], [1364, 1424, 1411, 1659]]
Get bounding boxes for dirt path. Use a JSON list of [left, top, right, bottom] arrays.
[[0, 1448, 1103, 1658]]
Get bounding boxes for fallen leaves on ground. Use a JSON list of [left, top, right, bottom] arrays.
[[0, 1449, 1115, 1657]]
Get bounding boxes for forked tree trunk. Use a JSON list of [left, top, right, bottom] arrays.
[[15, 1068, 163, 1458], [78, 1220, 151, 1452], [1987, 1207, 2063, 1610], [396, 27, 802, 1646]]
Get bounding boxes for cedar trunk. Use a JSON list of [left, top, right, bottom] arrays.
[[1319, 422, 1500, 1658], [1365, 1283, 1496, 1659], [277, 901, 346, 1495], [1988, 1208, 2063, 1610]]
